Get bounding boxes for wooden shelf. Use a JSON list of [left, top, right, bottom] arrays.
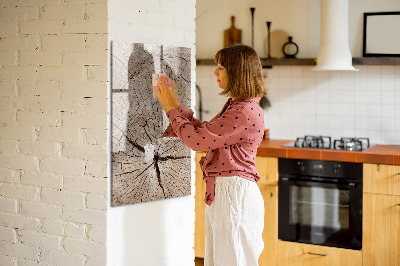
[[196, 57, 400, 67]]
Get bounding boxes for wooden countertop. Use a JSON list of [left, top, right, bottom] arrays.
[[256, 139, 400, 165]]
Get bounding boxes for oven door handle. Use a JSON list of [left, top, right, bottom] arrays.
[[280, 177, 356, 189]]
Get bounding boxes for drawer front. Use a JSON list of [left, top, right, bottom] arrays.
[[277, 241, 362, 266], [364, 164, 400, 196]]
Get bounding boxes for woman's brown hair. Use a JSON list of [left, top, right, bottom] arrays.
[[214, 44, 266, 99]]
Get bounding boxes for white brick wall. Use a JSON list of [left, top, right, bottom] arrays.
[[0, 0, 108, 265]]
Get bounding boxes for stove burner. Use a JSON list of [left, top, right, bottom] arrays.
[[333, 137, 370, 151], [295, 135, 332, 149]]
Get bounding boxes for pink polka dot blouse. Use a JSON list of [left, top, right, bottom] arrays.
[[162, 97, 265, 205]]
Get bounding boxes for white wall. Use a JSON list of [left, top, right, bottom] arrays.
[[196, 0, 400, 145], [107, 1, 196, 266]]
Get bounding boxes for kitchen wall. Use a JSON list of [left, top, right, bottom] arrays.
[[0, 0, 108, 265], [196, 0, 400, 144], [107, 1, 196, 266]]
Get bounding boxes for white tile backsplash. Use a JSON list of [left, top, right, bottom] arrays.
[[196, 65, 400, 144]]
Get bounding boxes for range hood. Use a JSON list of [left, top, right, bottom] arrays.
[[314, 0, 358, 71]]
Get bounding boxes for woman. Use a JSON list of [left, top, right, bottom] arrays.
[[154, 44, 266, 266]]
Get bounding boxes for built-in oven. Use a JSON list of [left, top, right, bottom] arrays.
[[278, 158, 363, 250]]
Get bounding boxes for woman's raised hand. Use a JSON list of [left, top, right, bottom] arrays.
[[160, 74, 180, 108], [153, 75, 176, 113]]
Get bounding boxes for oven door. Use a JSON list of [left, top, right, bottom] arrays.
[[278, 176, 362, 250]]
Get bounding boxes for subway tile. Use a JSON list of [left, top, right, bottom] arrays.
[[382, 117, 396, 131], [382, 104, 395, 118], [367, 91, 381, 105]]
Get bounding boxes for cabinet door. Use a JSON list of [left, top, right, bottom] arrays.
[[258, 185, 278, 266], [364, 164, 400, 196], [195, 152, 207, 258], [255, 156, 278, 186], [363, 193, 400, 266], [277, 241, 362, 266]]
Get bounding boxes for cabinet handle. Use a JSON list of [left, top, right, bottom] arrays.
[[307, 252, 328, 256], [397, 204, 400, 207]]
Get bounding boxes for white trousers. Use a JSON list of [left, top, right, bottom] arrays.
[[205, 176, 264, 266]]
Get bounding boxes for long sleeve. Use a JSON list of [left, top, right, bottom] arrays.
[[165, 105, 249, 152], [162, 103, 202, 138]]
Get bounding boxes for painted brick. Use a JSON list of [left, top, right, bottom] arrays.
[[82, 128, 107, 145], [84, 160, 106, 177], [62, 113, 107, 129], [0, 138, 18, 153], [61, 207, 106, 226], [0, 81, 16, 96], [42, 34, 86, 51], [61, 81, 107, 98], [0, 197, 17, 213], [18, 80, 61, 97], [41, 219, 63, 236], [0, 154, 39, 171], [0, 110, 16, 125], [19, 51, 62, 66], [21, 171, 62, 189], [0, 7, 39, 22], [0, 254, 16, 266], [0, 241, 39, 260], [0, 226, 16, 243], [0, 183, 39, 201], [85, 65, 107, 81], [40, 249, 85, 266], [41, 188, 85, 208], [86, 254, 106, 266], [0, 51, 17, 65], [19, 140, 59, 157], [64, 175, 107, 195], [37, 66, 83, 81], [86, 193, 107, 210], [61, 19, 107, 34], [18, 259, 42, 266], [38, 96, 105, 114], [87, 225, 105, 243], [0, 36, 40, 52], [85, 34, 108, 51], [64, 222, 85, 239], [20, 200, 61, 219], [19, 230, 61, 251], [41, 4, 84, 20], [4, 96, 40, 112], [0, 212, 41, 231], [63, 144, 107, 162], [0, 0, 61, 6], [38, 127, 79, 143], [0, 66, 37, 81], [0, 168, 15, 183], [17, 111, 61, 127], [20, 21, 61, 34], [63, 50, 107, 65], [0, 125, 34, 141], [40, 158, 84, 176], [0, 22, 17, 35], [63, 237, 106, 257], [85, 3, 108, 20]]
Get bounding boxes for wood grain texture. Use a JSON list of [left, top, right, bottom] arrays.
[[255, 156, 278, 186], [363, 193, 400, 266], [258, 185, 278, 266], [276, 241, 362, 266], [364, 164, 400, 196], [195, 152, 207, 258]]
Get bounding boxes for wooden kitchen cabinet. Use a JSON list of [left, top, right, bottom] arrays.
[[364, 163, 400, 196], [195, 152, 207, 258], [363, 193, 400, 266], [363, 163, 400, 266], [276, 241, 362, 266]]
